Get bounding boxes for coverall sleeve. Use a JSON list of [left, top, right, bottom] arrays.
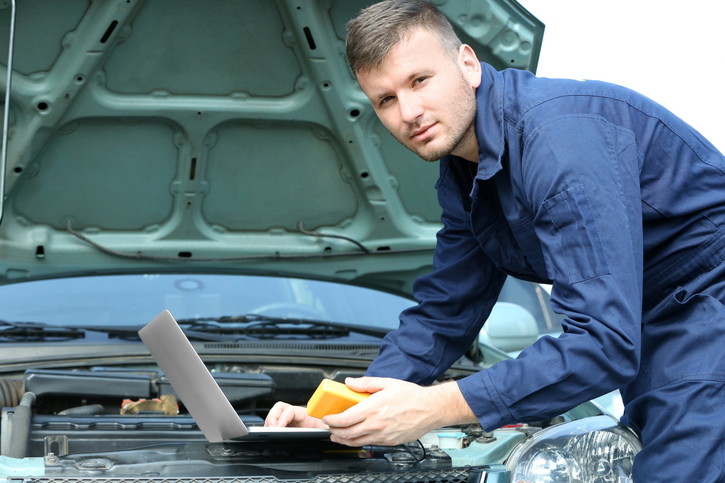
[[366, 160, 507, 385], [458, 115, 644, 429]]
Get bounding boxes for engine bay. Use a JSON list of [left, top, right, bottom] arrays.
[[3, 366, 318, 456], [0, 367, 530, 480]]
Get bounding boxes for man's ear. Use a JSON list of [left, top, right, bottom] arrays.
[[458, 44, 482, 88]]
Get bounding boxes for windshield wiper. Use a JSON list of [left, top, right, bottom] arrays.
[[0, 314, 391, 343], [0, 320, 84, 342], [0, 321, 221, 343], [175, 314, 390, 340], [67, 325, 227, 342]]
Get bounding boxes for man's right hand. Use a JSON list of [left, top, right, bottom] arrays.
[[264, 402, 328, 429]]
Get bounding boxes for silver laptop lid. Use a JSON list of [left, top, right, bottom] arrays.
[[138, 310, 330, 442], [138, 310, 248, 442]]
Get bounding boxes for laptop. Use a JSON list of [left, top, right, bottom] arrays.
[[138, 310, 330, 442]]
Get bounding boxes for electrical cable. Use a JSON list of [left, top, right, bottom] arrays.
[[65, 219, 431, 262], [402, 439, 427, 462]]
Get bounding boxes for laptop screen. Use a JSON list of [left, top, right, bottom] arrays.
[[139, 310, 332, 442]]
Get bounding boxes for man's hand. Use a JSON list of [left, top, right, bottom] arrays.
[[323, 376, 477, 447], [264, 402, 328, 429]]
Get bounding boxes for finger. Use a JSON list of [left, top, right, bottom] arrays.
[[264, 402, 294, 427], [323, 399, 369, 428], [344, 376, 389, 393], [330, 425, 370, 446], [264, 403, 282, 426], [278, 407, 297, 427], [330, 433, 365, 447], [329, 427, 393, 447]]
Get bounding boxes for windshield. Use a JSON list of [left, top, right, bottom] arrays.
[[0, 274, 416, 329]]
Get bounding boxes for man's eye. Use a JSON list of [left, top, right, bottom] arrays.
[[379, 96, 394, 106], [414, 76, 428, 85]]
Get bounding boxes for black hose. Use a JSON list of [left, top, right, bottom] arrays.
[[6, 391, 36, 458], [58, 404, 105, 416]]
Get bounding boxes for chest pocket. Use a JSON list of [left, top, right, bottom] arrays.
[[543, 183, 610, 283]]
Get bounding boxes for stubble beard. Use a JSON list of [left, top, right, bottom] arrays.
[[403, 79, 477, 162]]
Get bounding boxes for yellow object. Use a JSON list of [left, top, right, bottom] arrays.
[[306, 379, 370, 419]]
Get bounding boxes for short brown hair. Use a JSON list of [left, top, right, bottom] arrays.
[[346, 0, 462, 76]]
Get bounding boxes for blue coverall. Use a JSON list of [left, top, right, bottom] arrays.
[[366, 63, 725, 480]]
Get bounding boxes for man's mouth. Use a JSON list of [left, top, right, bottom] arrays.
[[410, 123, 437, 141]]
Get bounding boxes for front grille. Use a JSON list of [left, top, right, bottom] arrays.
[[23, 467, 480, 483], [315, 468, 474, 482]]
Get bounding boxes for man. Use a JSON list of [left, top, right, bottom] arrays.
[[265, 0, 725, 479]]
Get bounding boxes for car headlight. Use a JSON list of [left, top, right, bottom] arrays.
[[506, 415, 641, 482]]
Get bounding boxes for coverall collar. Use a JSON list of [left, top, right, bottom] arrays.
[[473, 63, 505, 181]]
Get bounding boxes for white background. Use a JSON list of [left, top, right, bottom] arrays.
[[523, 0, 724, 152]]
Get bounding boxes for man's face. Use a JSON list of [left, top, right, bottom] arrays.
[[356, 28, 481, 162]]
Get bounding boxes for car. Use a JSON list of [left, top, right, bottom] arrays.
[[0, 0, 641, 481]]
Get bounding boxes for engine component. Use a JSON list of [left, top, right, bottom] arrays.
[[120, 394, 179, 415]]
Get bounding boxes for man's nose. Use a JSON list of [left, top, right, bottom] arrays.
[[398, 92, 424, 124]]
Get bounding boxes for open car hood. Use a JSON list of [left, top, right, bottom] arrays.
[[0, 0, 543, 295]]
